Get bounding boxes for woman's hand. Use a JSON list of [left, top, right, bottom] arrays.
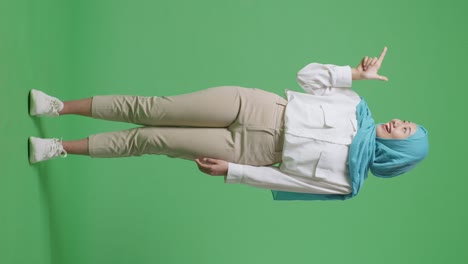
[[353, 46, 389, 81], [195, 158, 228, 176]]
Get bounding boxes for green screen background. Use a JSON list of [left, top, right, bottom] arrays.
[[1, 0, 466, 263]]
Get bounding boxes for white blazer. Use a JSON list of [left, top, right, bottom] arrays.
[[225, 63, 361, 195]]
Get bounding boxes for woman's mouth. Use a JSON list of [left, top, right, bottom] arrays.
[[383, 123, 390, 133]]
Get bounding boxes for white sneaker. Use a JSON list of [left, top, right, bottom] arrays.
[[29, 89, 64, 117], [29, 137, 68, 163]]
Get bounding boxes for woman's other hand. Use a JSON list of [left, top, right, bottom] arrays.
[[195, 158, 228, 176], [352, 46, 389, 81]]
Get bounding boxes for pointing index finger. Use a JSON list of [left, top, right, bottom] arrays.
[[378, 46, 388, 62]]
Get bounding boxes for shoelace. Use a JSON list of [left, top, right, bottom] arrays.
[[48, 138, 68, 158], [47, 98, 62, 115]]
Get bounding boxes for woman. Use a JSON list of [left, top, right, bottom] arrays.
[[28, 47, 429, 200]]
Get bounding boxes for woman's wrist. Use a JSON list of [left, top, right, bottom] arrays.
[[351, 68, 362, 80]]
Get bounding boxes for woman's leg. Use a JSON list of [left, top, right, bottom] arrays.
[[58, 87, 240, 124], [89, 86, 242, 127], [85, 126, 236, 162], [62, 138, 89, 155], [59, 98, 92, 117]]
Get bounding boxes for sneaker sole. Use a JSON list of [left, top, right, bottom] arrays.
[[28, 137, 34, 163], [28, 136, 39, 164], [29, 89, 38, 116]]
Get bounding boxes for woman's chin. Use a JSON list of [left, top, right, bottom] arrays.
[[375, 124, 387, 138]]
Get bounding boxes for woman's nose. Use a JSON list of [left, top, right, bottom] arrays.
[[392, 120, 401, 128]]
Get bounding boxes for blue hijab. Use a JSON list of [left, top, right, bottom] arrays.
[[271, 98, 429, 201], [371, 125, 429, 177]]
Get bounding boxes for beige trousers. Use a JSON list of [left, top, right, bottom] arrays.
[[88, 86, 287, 166]]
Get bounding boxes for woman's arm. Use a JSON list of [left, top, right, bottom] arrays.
[[296, 63, 352, 95], [297, 47, 389, 95], [194, 158, 350, 194], [224, 162, 350, 194]]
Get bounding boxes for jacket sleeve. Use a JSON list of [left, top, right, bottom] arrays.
[[225, 162, 351, 195], [296, 63, 352, 96]]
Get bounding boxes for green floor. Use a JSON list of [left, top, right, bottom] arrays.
[[1, 0, 468, 264]]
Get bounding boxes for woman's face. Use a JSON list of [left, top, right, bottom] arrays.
[[376, 119, 418, 139]]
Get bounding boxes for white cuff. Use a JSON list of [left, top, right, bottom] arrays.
[[334, 65, 352, 88], [225, 163, 244, 184]]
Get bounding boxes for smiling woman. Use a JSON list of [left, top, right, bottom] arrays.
[[27, 46, 429, 201], [377, 119, 418, 139]]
